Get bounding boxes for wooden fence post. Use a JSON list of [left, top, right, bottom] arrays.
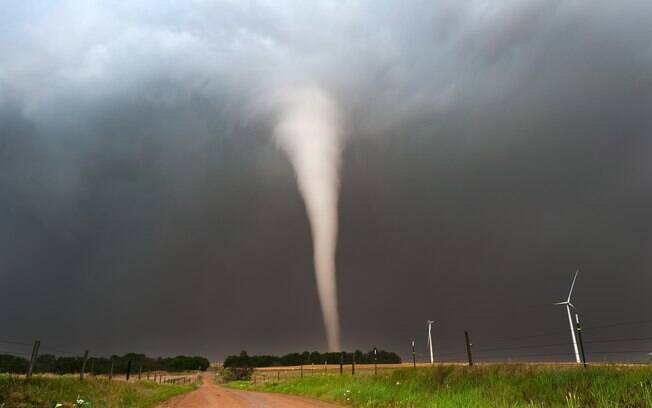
[[126, 360, 132, 381], [26, 340, 40, 378], [464, 331, 474, 367], [80, 350, 89, 381], [411, 340, 416, 369], [575, 313, 588, 368]]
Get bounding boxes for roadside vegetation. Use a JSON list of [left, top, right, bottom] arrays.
[[228, 364, 652, 407], [0, 374, 196, 408]]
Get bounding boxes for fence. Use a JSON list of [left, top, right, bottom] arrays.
[[4, 317, 652, 384], [402, 318, 652, 366], [222, 317, 652, 386], [249, 364, 400, 384], [0, 339, 201, 384]]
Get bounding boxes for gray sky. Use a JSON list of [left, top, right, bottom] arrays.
[[1, 0, 652, 362]]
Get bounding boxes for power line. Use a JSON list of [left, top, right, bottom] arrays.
[[584, 336, 652, 345], [0, 350, 31, 356], [472, 342, 572, 354], [0, 339, 33, 347], [584, 319, 652, 331]]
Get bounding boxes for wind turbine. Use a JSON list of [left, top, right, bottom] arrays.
[[425, 320, 435, 365], [554, 270, 581, 364]]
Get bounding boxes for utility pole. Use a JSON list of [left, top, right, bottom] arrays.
[[109, 357, 114, 380], [464, 331, 473, 366], [80, 350, 89, 381], [339, 352, 344, 375], [411, 340, 416, 369], [575, 313, 587, 368], [26, 340, 40, 378]]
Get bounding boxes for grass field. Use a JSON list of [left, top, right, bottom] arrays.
[[228, 364, 652, 407], [0, 374, 197, 408]]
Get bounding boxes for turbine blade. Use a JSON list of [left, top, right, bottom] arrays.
[[553, 301, 567, 305], [567, 269, 579, 302]]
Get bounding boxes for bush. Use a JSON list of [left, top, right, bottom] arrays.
[[221, 367, 254, 381]]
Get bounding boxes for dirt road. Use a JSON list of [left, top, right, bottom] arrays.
[[156, 372, 340, 408]]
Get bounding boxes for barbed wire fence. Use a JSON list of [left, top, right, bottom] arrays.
[[3, 316, 652, 385], [243, 317, 652, 384], [0, 338, 197, 384]]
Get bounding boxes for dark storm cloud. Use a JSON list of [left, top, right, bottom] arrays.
[[1, 1, 651, 361]]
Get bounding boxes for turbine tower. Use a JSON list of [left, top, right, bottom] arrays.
[[554, 270, 581, 364], [425, 320, 435, 365]]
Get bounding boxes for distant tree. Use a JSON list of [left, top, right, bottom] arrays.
[[0, 354, 28, 373], [224, 350, 252, 368], [309, 351, 321, 364], [35, 354, 57, 373], [26, 352, 210, 374], [222, 349, 401, 367]]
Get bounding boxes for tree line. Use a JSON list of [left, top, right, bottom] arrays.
[[0, 353, 210, 374], [223, 349, 401, 367]]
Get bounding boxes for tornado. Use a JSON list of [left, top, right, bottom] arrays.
[[274, 86, 342, 352]]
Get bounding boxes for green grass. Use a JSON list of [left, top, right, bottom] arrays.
[[227, 364, 652, 407], [0, 375, 197, 407]]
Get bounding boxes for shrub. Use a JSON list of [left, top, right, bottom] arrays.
[[222, 367, 254, 382]]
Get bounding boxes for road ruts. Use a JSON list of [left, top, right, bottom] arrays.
[[156, 372, 340, 408]]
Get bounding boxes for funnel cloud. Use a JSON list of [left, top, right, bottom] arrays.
[[0, 1, 651, 361], [274, 86, 342, 351]]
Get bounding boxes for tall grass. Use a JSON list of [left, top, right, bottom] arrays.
[[229, 364, 652, 407], [0, 375, 196, 408]]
